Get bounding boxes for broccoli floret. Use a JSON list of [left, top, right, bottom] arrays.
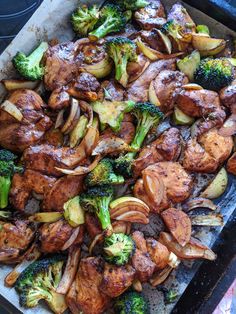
[[71, 5, 99, 36], [13, 42, 48, 81], [114, 291, 149, 314], [103, 233, 135, 266], [80, 185, 114, 232], [85, 159, 124, 187], [0, 150, 23, 209], [15, 255, 66, 312], [114, 102, 164, 177], [194, 58, 234, 91], [92, 99, 135, 132], [89, 4, 126, 41], [162, 20, 188, 51], [105, 37, 137, 87], [108, 0, 148, 11]]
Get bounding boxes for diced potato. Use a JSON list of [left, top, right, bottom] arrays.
[[200, 167, 228, 199], [149, 81, 161, 106], [192, 35, 226, 57], [29, 212, 63, 223], [173, 107, 194, 126], [1, 79, 39, 91]]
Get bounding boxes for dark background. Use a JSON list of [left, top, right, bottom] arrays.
[[0, 0, 235, 313]]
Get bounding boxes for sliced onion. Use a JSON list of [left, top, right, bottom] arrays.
[[56, 154, 102, 175], [62, 226, 80, 251], [61, 98, 80, 134], [55, 109, 65, 129], [1, 79, 39, 91], [182, 197, 218, 212], [182, 83, 203, 90], [156, 30, 172, 54], [28, 212, 63, 223], [150, 266, 173, 287], [79, 101, 93, 128], [56, 247, 81, 294], [132, 279, 143, 292], [89, 233, 104, 254], [92, 136, 136, 156], [1, 100, 23, 122], [191, 214, 223, 226], [218, 114, 236, 137]]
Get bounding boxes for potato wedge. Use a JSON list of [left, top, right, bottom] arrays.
[[150, 266, 173, 287], [200, 167, 228, 199], [173, 107, 194, 126], [192, 35, 226, 56], [148, 80, 161, 106], [28, 212, 63, 223], [1, 79, 39, 91], [161, 208, 191, 247]]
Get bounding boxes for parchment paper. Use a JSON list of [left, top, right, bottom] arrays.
[[0, 1, 235, 313]]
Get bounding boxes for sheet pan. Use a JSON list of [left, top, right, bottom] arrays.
[[0, 1, 235, 313]]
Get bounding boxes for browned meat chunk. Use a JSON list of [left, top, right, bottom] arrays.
[[44, 41, 81, 90], [132, 231, 147, 253], [10, 170, 56, 211], [127, 54, 150, 83], [99, 264, 135, 297], [183, 129, 233, 173], [85, 214, 102, 239], [48, 87, 70, 111], [146, 238, 170, 269], [0, 90, 52, 152], [0, 220, 35, 262], [134, 0, 166, 30], [127, 59, 176, 102], [39, 220, 74, 253], [220, 80, 236, 113], [131, 249, 156, 282], [167, 3, 196, 32], [227, 152, 236, 175], [177, 89, 226, 137], [66, 257, 110, 314], [152, 70, 189, 112], [42, 175, 84, 212], [100, 80, 125, 101], [133, 128, 181, 176]]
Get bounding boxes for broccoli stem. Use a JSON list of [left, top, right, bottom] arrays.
[[97, 200, 112, 231], [0, 176, 11, 209], [27, 42, 48, 69], [115, 55, 128, 86], [89, 20, 115, 40], [131, 118, 154, 151]]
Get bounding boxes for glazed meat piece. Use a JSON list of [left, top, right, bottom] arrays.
[[39, 220, 74, 253], [101, 120, 135, 146], [167, 3, 196, 32], [127, 59, 176, 102], [48, 87, 70, 111], [44, 41, 81, 90], [152, 70, 189, 112], [132, 249, 156, 282], [100, 80, 125, 101], [68, 72, 100, 102], [133, 127, 181, 176], [132, 231, 147, 253], [220, 80, 236, 113], [0, 89, 52, 152], [134, 0, 166, 30], [177, 89, 226, 137], [183, 128, 233, 173], [227, 152, 236, 175], [42, 175, 84, 211], [0, 220, 35, 262], [85, 214, 102, 239], [99, 264, 135, 297], [146, 238, 170, 269], [10, 170, 56, 211], [66, 257, 110, 314], [127, 54, 150, 83]]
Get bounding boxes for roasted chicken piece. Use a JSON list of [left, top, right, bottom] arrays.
[[66, 257, 110, 314], [85, 213, 102, 239], [134, 162, 193, 213], [100, 80, 125, 101], [0, 220, 35, 263], [177, 89, 226, 137], [183, 128, 233, 173], [48, 86, 70, 111], [99, 263, 135, 298], [133, 127, 181, 176], [134, 0, 167, 30], [67, 72, 100, 102], [167, 3, 196, 32], [227, 152, 236, 175], [220, 80, 236, 113], [127, 59, 176, 102], [161, 208, 192, 246], [0, 89, 52, 152], [42, 175, 84, 212], [39, 219, 83, 253], [127, 54, 150, 83], [132, 231, 148, 253], [10, 169, 56, 211], [44, 41, 81, 90], [146, 238, 170, 269], [151, 70, 189, 112]]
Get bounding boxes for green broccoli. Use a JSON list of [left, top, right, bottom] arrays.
[[114, 102, 164, 177], [0, 149, 23, 209], [194, 58, 234, 91], [15, 255, 67, 313], [105, 37, 137, 87], [71, 4, 99, 36], [80, 185, 114, 232], [108, 0, 148, 11], [114, 291, 149, 314], [196, 24, 210, 36], [92, 99, 135, 132], [103, 233, 135, 266], [13, 42, 48, 81], [85, 159, 124, 187], [162, 20, 189, 51], [89, 4, 126, 41]]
